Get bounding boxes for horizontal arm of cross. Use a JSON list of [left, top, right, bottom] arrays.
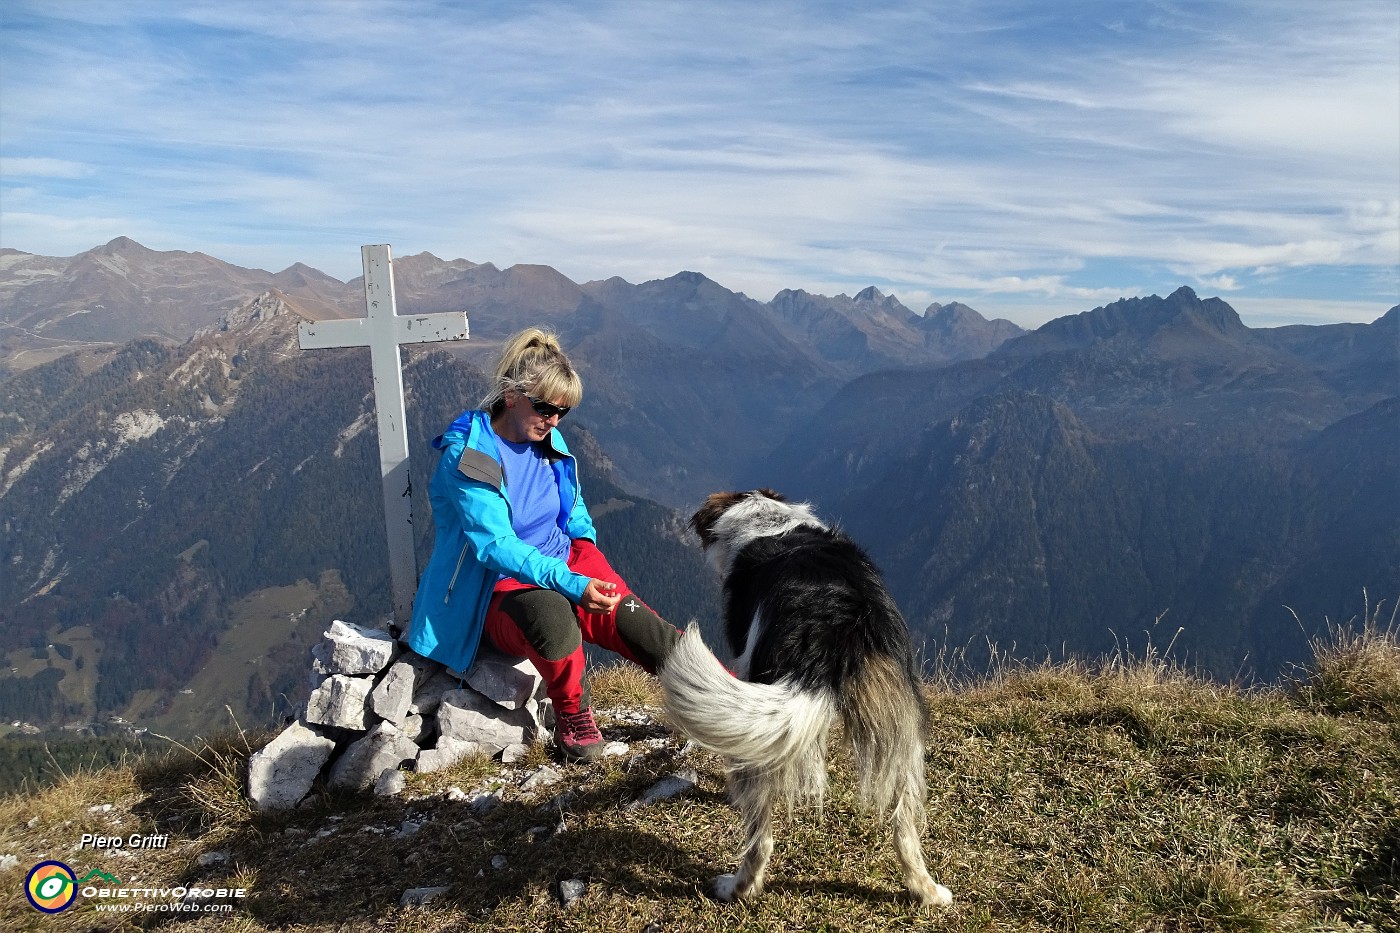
[[297, 311, 469, 350]]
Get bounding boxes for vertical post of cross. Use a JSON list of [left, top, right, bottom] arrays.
[[298, 244, 469, 625]]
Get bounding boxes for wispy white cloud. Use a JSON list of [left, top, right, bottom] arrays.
[[0, 158, 93, 178], [0, 0, 1394, 325]]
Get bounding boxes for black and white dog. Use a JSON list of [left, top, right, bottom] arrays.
[[659, 489, 952, 907]]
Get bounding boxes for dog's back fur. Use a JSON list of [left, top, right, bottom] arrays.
[[660, 490, 952, 907]]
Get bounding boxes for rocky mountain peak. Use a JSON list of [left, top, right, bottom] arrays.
[[667, 270, 714, 288], [387, 252, 479, 293], [202, 290, 306, 337], [273, 262, 341, 284], [850, 285, 917, 320], [94, 235, 153, 256], [918, 301, 1026, 358], [925, 301, 986, 324], [1006, 288, 1248, 357], [1164, 286, 1246, 334]]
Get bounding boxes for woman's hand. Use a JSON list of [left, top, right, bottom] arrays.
[[579, 578, 621, 613]]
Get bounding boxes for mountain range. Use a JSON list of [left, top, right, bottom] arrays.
[[0, 237, 1395, 740], [1, 238, 1022, 505]]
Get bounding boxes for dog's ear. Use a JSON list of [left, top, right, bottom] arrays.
[[690, 491, 745, 547], [753, 488, 787, 502]]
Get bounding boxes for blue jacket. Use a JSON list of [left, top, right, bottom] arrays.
[[406, 410, 595, 672]]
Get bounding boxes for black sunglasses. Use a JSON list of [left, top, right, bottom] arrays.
[[525, 395, 571, 419]]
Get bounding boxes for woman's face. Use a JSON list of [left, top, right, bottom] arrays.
[[495, 387, 567, 443]]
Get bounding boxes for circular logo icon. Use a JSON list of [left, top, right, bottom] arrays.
[[25, 860, 78, 913]]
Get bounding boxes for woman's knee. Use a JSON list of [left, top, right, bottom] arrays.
[[501, 589, 581, 660]]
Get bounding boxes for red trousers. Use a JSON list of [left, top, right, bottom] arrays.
[[483, 539, 671, 714]]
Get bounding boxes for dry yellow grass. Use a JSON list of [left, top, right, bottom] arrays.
[[588, 660, 665, 709], [1, 630, 1396, 932]]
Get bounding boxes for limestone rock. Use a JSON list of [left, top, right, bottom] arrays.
[[374, 768, 406, 797], [404, 650, 445, 690], [437, 688, 538, 752], [629, 769, 700, 808], [309, 641, 332, 692], [328, 722, 420, 790], [370, 658, 417, 725], [305, 674, 373, 731], [409, 670, 462, 716], [521, 765, 564, 790], [400, 885, 451, 906], [247, 721, 337, 811], [321, 620, 397, 675], [558, 878, 587, 907], [400, 713, 432, 745], [458, 650, 544, 710], [416, 736, 488, 774]]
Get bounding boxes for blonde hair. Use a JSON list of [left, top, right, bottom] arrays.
[[482, 327, 582, 413]]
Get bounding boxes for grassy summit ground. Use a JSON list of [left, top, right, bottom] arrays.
[[1, 616, 1396, 932]]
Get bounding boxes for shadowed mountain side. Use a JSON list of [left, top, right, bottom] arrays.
[[561, 277, 843, 504], [753, 290, 1399, 679], [1249, 397, 1400, 647]]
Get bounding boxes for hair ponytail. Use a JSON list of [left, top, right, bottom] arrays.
[[481, 327, 582, 413]]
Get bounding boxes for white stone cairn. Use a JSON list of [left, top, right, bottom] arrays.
[[245, 620, 554, 808]]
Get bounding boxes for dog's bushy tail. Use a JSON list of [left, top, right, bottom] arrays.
[[839, 653, 929, 824], [660, 626, 835, 806]]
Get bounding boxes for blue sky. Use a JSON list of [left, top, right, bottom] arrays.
[[1, 1, 1396, 328]]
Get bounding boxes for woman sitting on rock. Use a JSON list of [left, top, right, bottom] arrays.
[[406, 327, 680, 761]]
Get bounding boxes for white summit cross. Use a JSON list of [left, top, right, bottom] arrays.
[[298, 244, 469, 625]]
